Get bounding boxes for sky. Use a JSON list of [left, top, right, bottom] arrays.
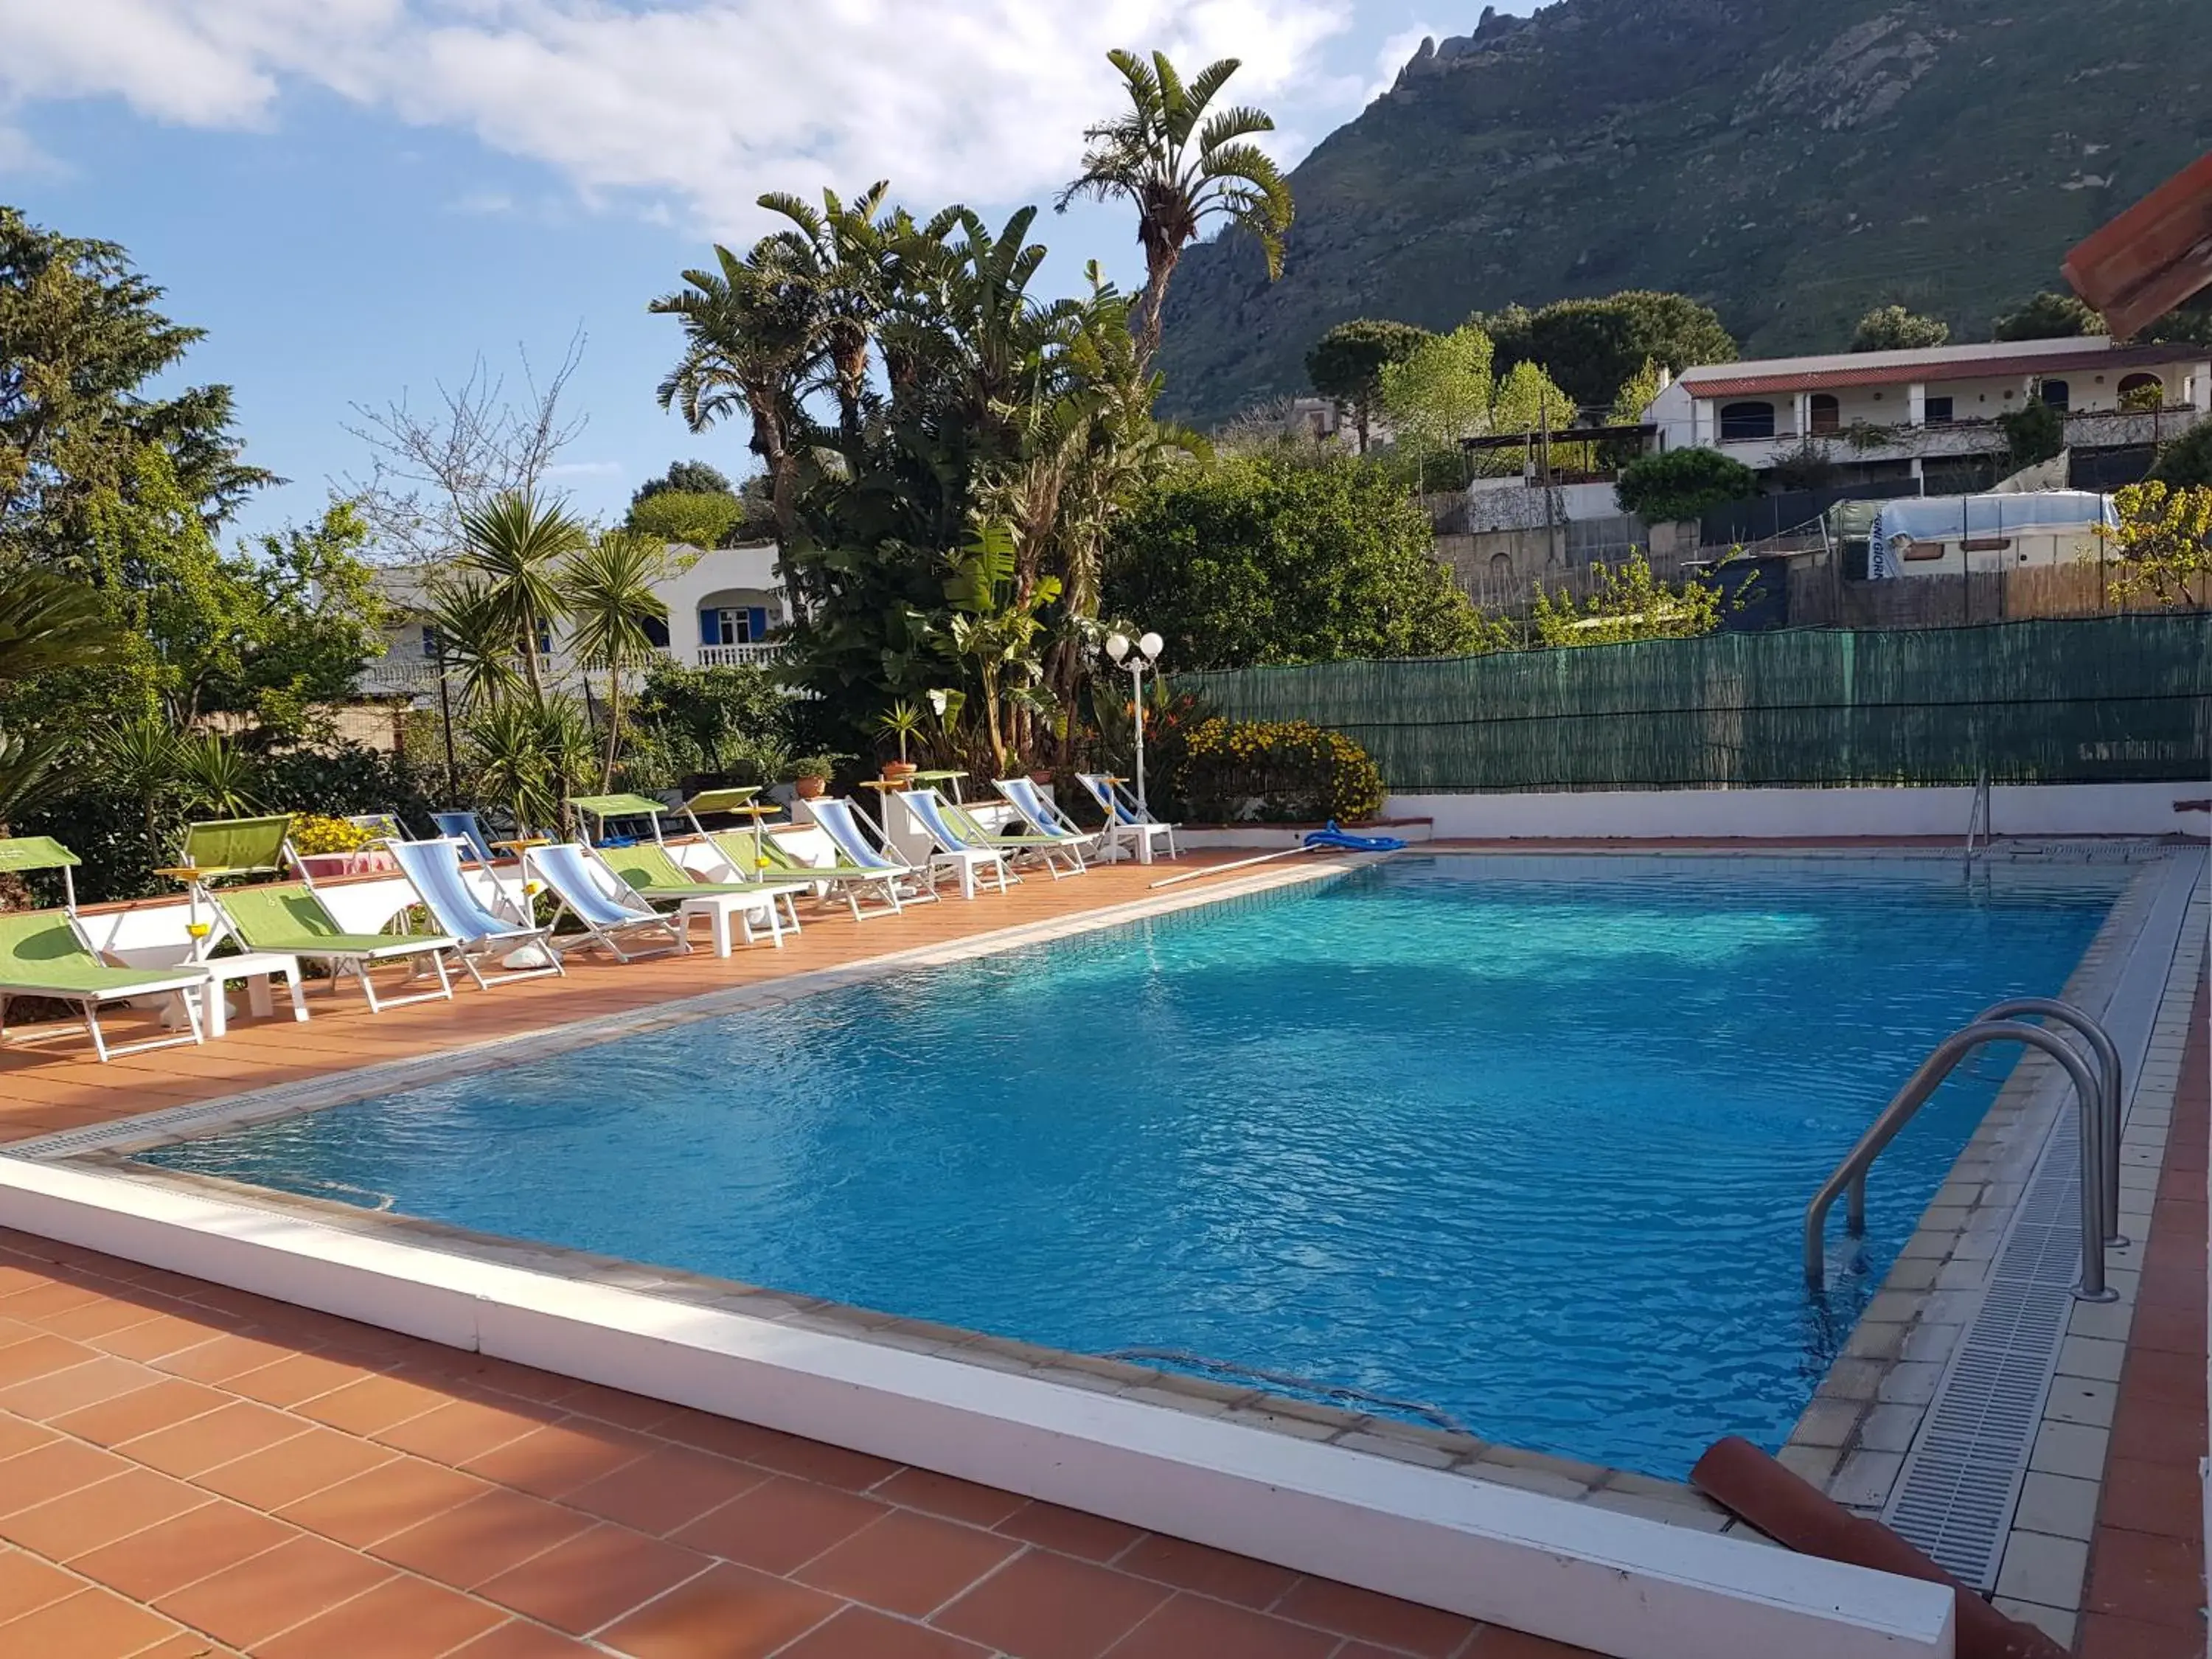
[[1, 1, 1542, 543]]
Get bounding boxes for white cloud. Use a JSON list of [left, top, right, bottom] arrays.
[[0, 0, 1354, 236]]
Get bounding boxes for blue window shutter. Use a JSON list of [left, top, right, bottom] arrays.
[[747, 607, 768, 641], [699, 608, 717, 646]]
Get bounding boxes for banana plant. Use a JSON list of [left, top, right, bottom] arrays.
[[942, 520, 1058, 775]]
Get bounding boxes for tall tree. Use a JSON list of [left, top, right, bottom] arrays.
[[632, 460, 734, 507], [1850, 305, 1950, 352], [1475, 291, 1736, 408], [1380, 325, 1495, 462], [756, 183, 905, 448], [341, 337, 587, 566], [0, 205, 271, 568], [1991, 291, 2104, 341], [1056, 49, 1293, 366], [1307, 320, 1433, 453], [651, 245, 820, 552], [559, 529, 669, 789]]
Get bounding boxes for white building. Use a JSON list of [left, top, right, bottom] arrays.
[[358, 540, 793, 700], [1641, 335, 2212, 486]]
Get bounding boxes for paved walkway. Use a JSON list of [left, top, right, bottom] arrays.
[[2078, 974, 2208, 1659]]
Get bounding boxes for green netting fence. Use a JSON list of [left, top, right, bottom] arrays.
[[1170, 616, 2212, 793]]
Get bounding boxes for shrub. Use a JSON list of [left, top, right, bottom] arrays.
[[1175, 718, 1385, 824], [625, 489, 745, 549], [2000, 399, 2065, 469], [2150, 420, 2212, 490], [288, 814, 374, 855], [1105, 453, 1487, 669], [1614, 448, 1757, 524]]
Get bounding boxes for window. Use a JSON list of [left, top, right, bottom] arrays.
[[420, 625, 439, 660], [2039, 378, 2070, 411], [641, 613, 670, 650], [700, 606, 771, 646], [1922, 396, 1954, 425], [1719, 400, 1775, 442], [2118, 372, 2164, 409], [1808, 394, 1840, 434]]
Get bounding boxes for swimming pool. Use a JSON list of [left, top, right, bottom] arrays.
[[140, 856, 2122, 1478]]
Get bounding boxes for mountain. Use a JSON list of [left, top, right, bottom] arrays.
[[1154, 0, 2212, 427]]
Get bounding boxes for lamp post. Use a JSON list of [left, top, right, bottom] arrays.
[[1104, 630, 1164, 865]]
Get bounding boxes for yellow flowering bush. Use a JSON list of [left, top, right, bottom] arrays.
[[1176, 718, 1385, 824], [289, 814, 375, 856]]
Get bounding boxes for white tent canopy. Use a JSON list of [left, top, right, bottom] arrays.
[[1868, 490, 2118, 578]]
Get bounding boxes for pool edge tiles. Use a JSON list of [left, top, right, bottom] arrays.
[[3, 852, 1370, 1163], [68, 1147, 1751, 1540]]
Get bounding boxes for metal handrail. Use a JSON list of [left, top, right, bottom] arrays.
[[1805, 1020, 2112, 1301], [1964, 769, 1992, 870], [1977, 998, 2124, 1248]]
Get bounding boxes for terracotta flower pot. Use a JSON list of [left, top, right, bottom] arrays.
[[1027, 770, 1054, 787], [793, 775, 828, 800], [880, 761, 919, 784]]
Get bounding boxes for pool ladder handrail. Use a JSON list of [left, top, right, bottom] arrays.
[[1964, 768, 1992, 872], [1804, 1006, 2121, 1301]]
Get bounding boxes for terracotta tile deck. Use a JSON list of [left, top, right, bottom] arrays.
[[0, 858, 1598, 1655], [0, 1229, 1606, 1658], [2078, 973, 2208, 1659]]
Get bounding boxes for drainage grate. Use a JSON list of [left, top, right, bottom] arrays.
[[1880, 1116, 2084, 1588]]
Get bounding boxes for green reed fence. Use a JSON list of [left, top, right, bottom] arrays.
[[1171, 615, 2212, 793]]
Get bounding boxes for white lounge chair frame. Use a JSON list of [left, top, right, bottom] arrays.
[[1077, 773, 1180, 862], [382, 837, 566, 989], [524, 843, 690, 963]]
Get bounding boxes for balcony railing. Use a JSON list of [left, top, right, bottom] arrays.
[[695, 643, 790, 668], [354, 643, 792, 698]]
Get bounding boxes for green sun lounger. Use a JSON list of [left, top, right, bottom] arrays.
[[718, 828, 917, 922], [595, 842, 808, 950], [0, 901, 212, 1065], [217, 883, 459, 1014]]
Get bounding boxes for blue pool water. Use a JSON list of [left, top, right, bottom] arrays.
[[143, 857, 2122, 1478]]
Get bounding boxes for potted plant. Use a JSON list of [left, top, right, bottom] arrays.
[[875, 700, 925, 784], [790, 755, 838, 799]]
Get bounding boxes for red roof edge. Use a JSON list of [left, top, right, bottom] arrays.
[[2064, 151, 2212, 338]]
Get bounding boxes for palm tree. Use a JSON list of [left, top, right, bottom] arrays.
[[98, 717, 181, 857], [1056, 50, 1293, 365], [651, 246, 821, 549], [420, 573, 524, 711], [560, 530, 669, 789], [456, 492, 585, 700], [756, 183, 902, 448], [0, 568, 122, 828], [0, 568, 121, 682]]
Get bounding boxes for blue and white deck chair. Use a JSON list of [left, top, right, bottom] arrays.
[[1075, 773, 1178, 862], [992, 778, 1097, 874], [383, 836, 564, 988], [891, 789, 1022, 899], [523, 843, 689, 963], [801, 797, 939, 908], [431, 810, 498, 865]]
